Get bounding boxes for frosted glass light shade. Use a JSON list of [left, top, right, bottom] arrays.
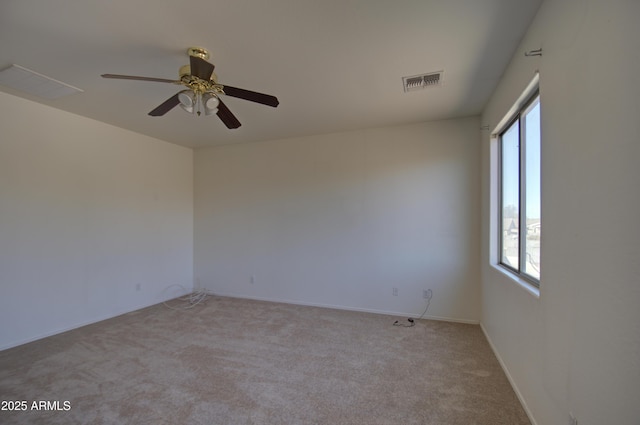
[[178, 91, 195, 113]]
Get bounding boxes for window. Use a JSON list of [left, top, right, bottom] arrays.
[[499, 91, 541, 284]]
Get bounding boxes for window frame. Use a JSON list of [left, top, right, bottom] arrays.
[[497, 89, 541, 287]]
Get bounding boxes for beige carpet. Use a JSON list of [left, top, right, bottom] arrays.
[[0, 296, 530, 424]]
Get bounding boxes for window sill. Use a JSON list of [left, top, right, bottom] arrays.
[[492, 264, 540, 299]]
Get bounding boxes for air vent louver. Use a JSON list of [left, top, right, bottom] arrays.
[[402, 71, 443, 92]]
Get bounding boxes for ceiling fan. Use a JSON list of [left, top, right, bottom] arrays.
[[101, 47, 279, 129]]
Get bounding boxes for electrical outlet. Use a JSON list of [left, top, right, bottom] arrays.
[[423, 289, 430, 299], [392, 287, 398, 296]]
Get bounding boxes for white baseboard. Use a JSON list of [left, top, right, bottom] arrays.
[[0, 289, 192, 351], [1, 289, 478, 351], [480, 323, 538, 425], [207, 290, 479, 325]]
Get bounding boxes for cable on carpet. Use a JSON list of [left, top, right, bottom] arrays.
[[393, 288, 432, 327], [162, 284, 210, 311]]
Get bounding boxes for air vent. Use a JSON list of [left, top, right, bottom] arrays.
[[402, 71, 443, 92], [0, 64, 83, 99]]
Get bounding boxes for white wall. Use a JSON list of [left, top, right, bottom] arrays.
[[0, 92, 194, 350], [195, 118, 481, 322], [480, 1, 640, 424]]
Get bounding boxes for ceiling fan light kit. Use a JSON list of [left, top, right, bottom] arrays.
[[177, 90, 219, 116], [101, 47, 279, 129]]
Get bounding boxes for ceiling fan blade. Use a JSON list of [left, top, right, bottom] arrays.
[[101, 74, 179, 84], [222, 85, 279, 107], [216, 98, 241, 129], [189, 56, 215, 81], [148, 93, 181, 116]]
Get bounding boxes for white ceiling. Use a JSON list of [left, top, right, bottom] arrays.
[[0, 0, 542, 148]]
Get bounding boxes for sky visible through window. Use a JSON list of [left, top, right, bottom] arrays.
[[501, 101, 540, 219], [502, 121, 519, 218], [525, 101, 541, 220]]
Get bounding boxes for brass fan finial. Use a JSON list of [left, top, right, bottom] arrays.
[[187, 47, 210, 60]]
